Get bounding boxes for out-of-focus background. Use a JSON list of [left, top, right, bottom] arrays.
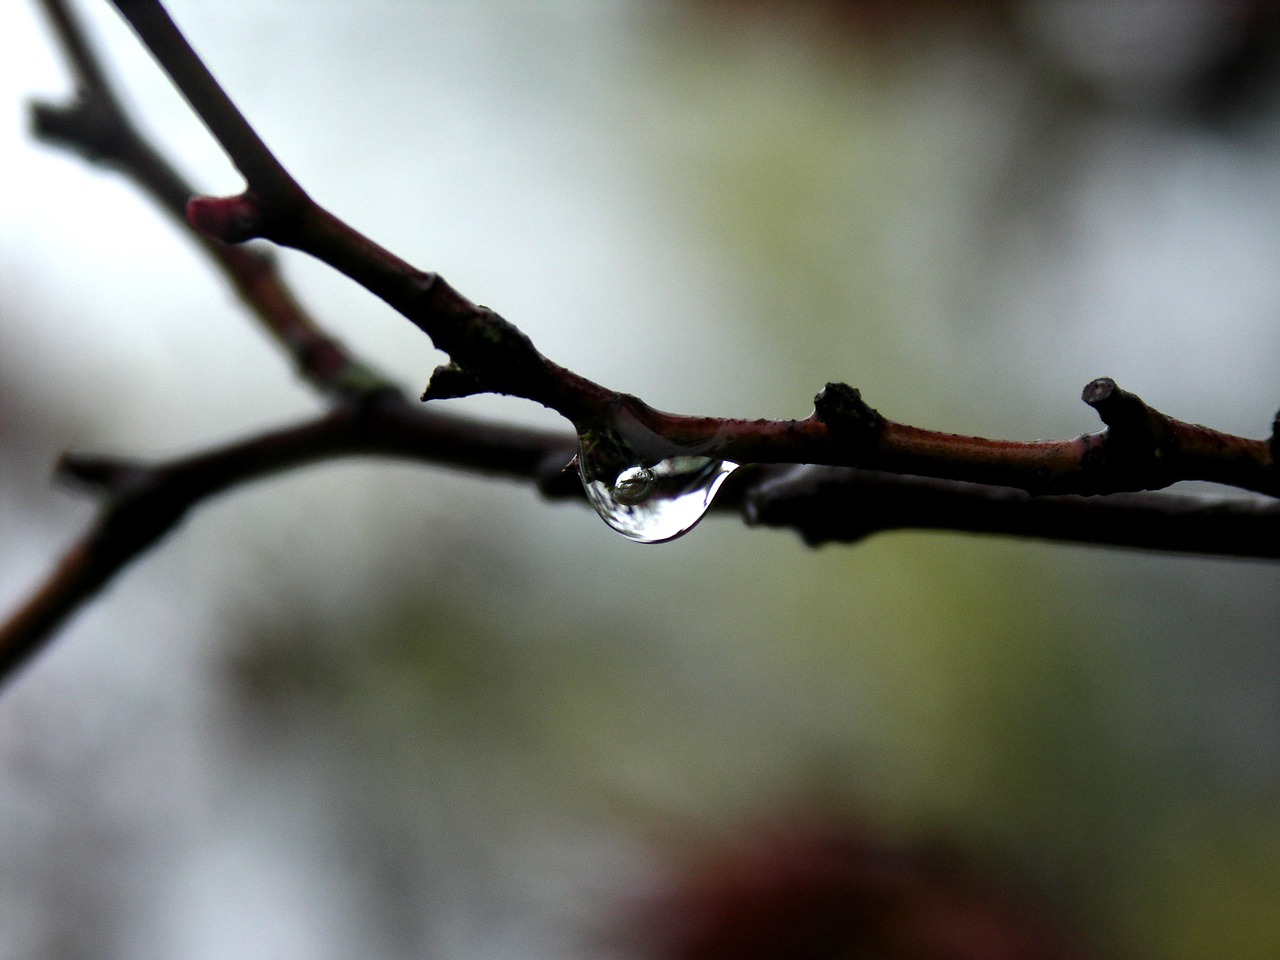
[[4, 1, 1280, 957]]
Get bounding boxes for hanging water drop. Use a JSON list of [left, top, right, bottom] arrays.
[[577, 443, 739, 544]]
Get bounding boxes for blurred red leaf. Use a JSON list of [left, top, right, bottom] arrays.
[[635, 821, 1097, 960]]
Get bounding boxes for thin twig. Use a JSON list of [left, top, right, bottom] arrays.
[[110, 0, 305, 207], [745, 466, 1280, 559], [0, 397, 578, 682], [32, 0, 391, 398]]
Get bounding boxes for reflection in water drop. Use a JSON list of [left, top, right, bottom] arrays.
[[611, 466, 656, 506], [578, 448, 739, 543]]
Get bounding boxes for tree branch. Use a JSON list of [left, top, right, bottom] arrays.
[[11, 0, 1280, 688], [106, 0, 1280, 498], [9, 394, 1277, 687], [0, 396, 578, 683], [31, 0, 391, 398], [745, 465, 1280, 559]]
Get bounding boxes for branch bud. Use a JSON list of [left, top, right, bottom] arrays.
[[186, 192, 264, 243], [813, 382, 883, 448], [421, 363, 486, 401]]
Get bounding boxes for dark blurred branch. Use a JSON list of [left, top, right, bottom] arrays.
[[31, 0, 390, 398], [745, 466, 1280, 559], [0, 397, 578, 682]]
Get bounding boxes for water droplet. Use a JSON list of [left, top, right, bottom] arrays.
[[578, 447, 739, 543]]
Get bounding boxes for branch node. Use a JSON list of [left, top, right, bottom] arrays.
[[813, 382, 883, 447], [1081, 378, 1181, 489], [1082, 376, 1171, 447], [421, 363, 486, 401], [470, 306, 539, 366], [56, 453, 147, 496], [29, 97, 119, 164], [187, 192, 265, 243], [433, 304, 555, 401]]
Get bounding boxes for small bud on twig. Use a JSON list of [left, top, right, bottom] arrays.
[[421, 363, 486, 401], [186, 192, 264, 243], [813, 382, 883, 448]]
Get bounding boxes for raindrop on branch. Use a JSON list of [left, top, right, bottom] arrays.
[[577, 443, 739, 544]]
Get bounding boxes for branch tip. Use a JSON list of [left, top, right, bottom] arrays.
[[1082, 377, 1156, 434], [1081, 376, 1116, 405], [28, 96, 120, 166], [534, 449, 583, 500], [28, 98, 75, 140], [421, 363, 486, 401]]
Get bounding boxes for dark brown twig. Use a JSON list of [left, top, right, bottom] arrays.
[[106, 0, 1280, 498]]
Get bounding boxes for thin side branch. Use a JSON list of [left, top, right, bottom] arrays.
[[32, 0, 390, 398], [0, 397, 578, 682], [746, 465, 1280, 559]]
